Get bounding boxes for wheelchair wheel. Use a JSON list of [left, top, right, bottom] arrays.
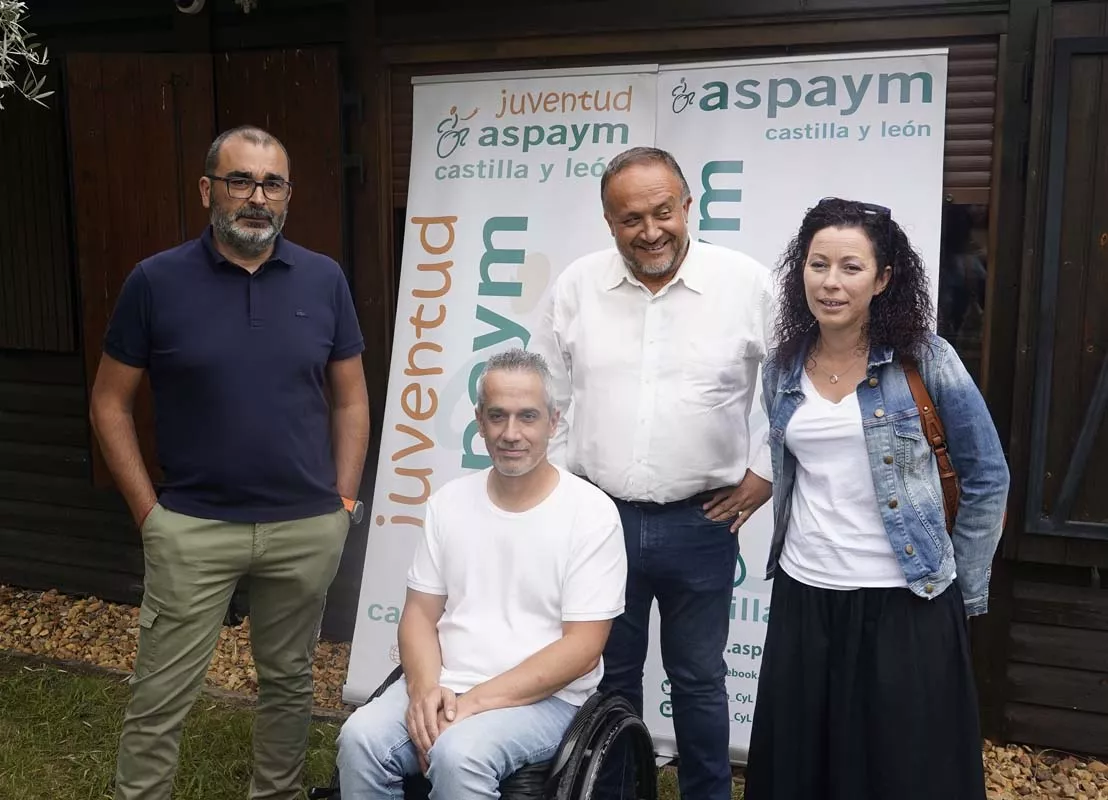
[[574, 713, 657, 799], [545, 695, 657, 800]]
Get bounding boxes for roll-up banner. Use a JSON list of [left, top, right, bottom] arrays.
[[346, 49, 947, 761]]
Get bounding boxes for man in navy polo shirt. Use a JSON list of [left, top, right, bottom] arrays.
[[90, 125, 370, 800]]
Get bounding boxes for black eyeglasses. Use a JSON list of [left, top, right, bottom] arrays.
[[208, 175, 292, 201]]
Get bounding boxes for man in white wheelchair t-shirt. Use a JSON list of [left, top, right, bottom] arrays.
[[337, 348, 628, 799]]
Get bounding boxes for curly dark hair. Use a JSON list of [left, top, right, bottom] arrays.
[[773, 197, 934, 365]]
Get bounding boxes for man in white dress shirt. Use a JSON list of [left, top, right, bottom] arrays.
[[530, 146, 774, 800]]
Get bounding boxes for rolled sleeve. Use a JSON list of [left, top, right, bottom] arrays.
[[561, 499, 627, 622], [103, 265, 152, 368], [749, 436, 773, 482]]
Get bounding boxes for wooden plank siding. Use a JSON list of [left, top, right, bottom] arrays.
[[1004, 577, 1108, 756], [0, 351, 141, 603], [377, 0, 1005, 50], [0, 345, 357, 640]]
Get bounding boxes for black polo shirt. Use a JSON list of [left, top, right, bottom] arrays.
[[104, 227, 365, 523]]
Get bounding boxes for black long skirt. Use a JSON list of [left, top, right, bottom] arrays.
[[744, 569, 987, 800]]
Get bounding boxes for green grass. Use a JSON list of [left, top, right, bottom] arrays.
[[0, 654, 338, 800], [0, 653, 740, 799]]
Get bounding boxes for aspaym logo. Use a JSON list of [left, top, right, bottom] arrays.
[[436, 104, 479, 158], [430, 83, 635, 167], [666, 68, 935, 118], [671, 77, 695, 114]]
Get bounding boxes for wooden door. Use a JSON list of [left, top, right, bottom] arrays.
[[1002, 0, 1108, 757], [67, 53, 216, 487], [1018, 14, 1108, 542], [214, 48, 345, 264], [68, 48, 347, 489]]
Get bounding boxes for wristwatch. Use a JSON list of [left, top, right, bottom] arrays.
[[342, 496, 365, 524]]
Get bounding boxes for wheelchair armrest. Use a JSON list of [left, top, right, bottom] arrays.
[[367, 665, 405, 702]]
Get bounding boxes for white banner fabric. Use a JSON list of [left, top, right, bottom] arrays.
[[345, 65, 661, 701], [346, 49, 948, 764], [645, 48, 948, 761]]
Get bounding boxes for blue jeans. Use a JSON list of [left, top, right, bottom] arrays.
[[336, 677, 578, 799], [599, 495, 737, 800]]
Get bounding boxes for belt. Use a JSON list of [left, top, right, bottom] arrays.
[[574, 474, 721, 513], [620, 489, 720, 514]]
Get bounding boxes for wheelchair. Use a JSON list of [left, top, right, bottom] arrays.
[[309, 665, 657, 799]]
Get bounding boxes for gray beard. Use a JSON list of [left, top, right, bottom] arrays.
[[211, 207, 286, 258], [623, 236, 690, 281], [492, 457, 540, 478]]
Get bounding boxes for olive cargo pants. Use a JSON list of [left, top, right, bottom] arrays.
[[113, 504, 349, 800]]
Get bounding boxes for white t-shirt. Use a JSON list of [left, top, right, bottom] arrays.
[[407, 466, 627, 706], [779, 371, 908, 590]]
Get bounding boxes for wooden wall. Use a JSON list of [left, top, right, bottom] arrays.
[[0, 352, 139, 602], [3, 5, 1106, 763], [1005, 570, 1108, 755], [3, 0, 363, 641]]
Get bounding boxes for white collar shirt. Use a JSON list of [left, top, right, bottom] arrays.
[[531, 240, 773, 504]]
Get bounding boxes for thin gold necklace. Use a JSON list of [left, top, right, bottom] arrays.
[[806, 342, 867, 384]]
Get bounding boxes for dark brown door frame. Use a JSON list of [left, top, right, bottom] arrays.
[[1025, 36, 1108, 541]]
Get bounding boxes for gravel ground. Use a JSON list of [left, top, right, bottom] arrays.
[[0, 586, 352, 712], [2, 585, 1106, 799]]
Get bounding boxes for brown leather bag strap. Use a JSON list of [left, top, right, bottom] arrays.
[[901, 357, 960, 534]]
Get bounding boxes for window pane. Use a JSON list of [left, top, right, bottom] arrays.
[[937, 203, 989, 384]]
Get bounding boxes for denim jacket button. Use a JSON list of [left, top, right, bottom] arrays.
[[905, 544, 914, 555], [883, 455, 894, 465], [874, 408, 885, 418], [924, 584, 934, 594], [888, 498, 899, 509], [868, 377, 879, 387]]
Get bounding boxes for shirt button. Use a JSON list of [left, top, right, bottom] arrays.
[[924, 584, 934, 594], [905, 544, 914, 555], [888, 498, 899, 509], [868, 377, 879, 387], [883, 455, 894, 465], [874, 408, 885, 418]]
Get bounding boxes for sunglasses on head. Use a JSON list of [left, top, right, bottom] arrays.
[[817, 196, 895, 248], [817, 196, 892, 219]]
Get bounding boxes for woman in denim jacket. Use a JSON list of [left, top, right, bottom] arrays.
[[744, 198, 1009, 800]]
